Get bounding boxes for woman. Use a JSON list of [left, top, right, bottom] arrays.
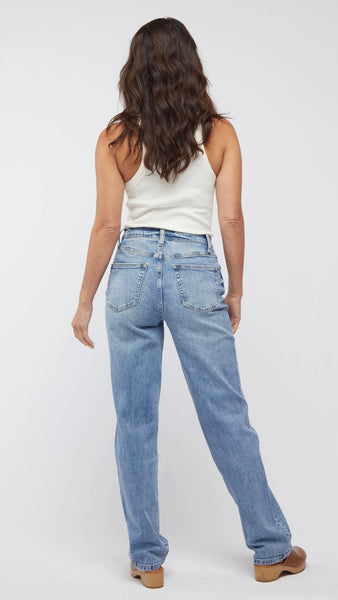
[[71, 17, 306, 589]]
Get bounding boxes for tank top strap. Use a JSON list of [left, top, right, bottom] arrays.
[[194, 123, 204, 145]]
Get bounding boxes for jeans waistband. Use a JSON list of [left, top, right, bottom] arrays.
[[118, 227, 213, 252]]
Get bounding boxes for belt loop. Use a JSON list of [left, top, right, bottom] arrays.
[[117, 227, 126, 249], [159, 228, 165, 245], [206, 233, 211, 254]]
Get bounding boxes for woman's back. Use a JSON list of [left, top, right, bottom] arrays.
[[111, 118, 231, 236], [123, 123, 215, 235]]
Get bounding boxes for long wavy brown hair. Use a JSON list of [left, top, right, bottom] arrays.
[[106, 17, 231, 183]]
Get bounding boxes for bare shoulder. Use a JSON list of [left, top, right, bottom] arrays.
[[211, 117, 240, 148], [97, 121, 125, 153]]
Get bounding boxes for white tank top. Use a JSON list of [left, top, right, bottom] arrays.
[[122, 124, 216, 236]]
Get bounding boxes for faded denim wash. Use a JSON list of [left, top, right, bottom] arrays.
[[105, 227, 293, 571]]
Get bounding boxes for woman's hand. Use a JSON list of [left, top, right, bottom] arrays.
[[71, 302, 95, 348], [224, 295, 242, 334]]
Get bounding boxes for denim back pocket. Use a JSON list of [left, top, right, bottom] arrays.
[[172, 263, 224, 313], [106, 262, 148, 312]]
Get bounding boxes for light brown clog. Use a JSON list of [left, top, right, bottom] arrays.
[[130, 561, 164, 588], [254, 545, 306, 582]]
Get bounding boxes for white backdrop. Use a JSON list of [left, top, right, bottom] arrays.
[[1, 1, 337, 598]]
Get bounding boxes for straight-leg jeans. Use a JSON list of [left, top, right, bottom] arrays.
[[105, 226, 293, 571]]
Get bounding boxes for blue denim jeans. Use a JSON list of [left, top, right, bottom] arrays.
[[105, 227, 293, 571]]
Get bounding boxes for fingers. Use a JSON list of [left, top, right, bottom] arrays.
[[71, 323, 95, 348], [229, 317, 240, 334]]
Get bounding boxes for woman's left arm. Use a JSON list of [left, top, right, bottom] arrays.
[[71, 126, 124, 348]]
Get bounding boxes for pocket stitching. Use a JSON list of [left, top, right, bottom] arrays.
[[172, 264, 222, 313], [106, 263, 148, 312]]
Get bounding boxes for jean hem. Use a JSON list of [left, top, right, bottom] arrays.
[[253, 546, 293, 565], [130, 559, 165, 571]]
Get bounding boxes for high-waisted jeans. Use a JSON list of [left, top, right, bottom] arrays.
[[105, 227, 293, 571]]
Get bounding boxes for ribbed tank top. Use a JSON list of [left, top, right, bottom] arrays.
[[122, 124, 216, 236]]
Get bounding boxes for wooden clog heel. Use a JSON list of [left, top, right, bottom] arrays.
[[130, 562, 164, 588]]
